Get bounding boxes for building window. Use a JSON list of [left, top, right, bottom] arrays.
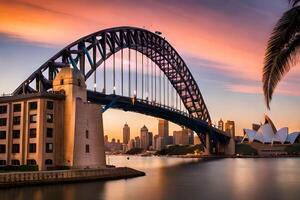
[[29, 128, 37, 138], [30, 114, 37, 123], [13, 104, 21, 112], [29, 143, 36, 153], [27, 159, 37, 166], [46, 128, 53, 138], [86, 130, 89, 139], [46, 143, 53, 153], [46, 114, 53, 123], [47, 101, 54, 110], [12, 130, 20, 139], [29, 102, 38, 110], [78, 79, 81, 86], [11, 159, 20, 166], [0, 118, 7, 126], [12, 144, 20, 153], [0, 105, 7, 114], [13, 116, 21, 125], [45, 159, 53, 165], [60, 79, 64, 85], [0, 145, 6, 153], [0, 131, 6, 139], [85, 144, 90, 153], [0, 160, 6, 166]]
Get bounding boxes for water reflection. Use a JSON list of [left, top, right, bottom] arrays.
[[0, 157, 300, 200]]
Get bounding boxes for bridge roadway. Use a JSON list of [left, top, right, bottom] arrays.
[[87, 90, 230, 144]]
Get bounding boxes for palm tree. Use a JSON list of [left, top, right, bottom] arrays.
[[263, 0, 300, 108]]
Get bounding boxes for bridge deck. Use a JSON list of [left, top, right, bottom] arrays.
[[87, 90, 230, 142]]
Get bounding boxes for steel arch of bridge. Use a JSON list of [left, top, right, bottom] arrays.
[[13, 26, 211, 123]]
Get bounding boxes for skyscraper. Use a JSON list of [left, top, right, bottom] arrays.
[[135, 136, 141, 148], [148, 132, 153, 149], [173, 128, 189, 145], [123, 123, 130, 144], [218, 119, 224, 131], [140, 125, 150, 150], [225, 120, 235, 137], [158, 119, 169, 137]]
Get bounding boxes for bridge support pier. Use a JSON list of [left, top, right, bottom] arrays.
[[53, 67, 106, 169], [203, 133, 211, 156], [225, 131, 236, 156]]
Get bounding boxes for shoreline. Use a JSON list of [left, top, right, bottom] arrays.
[[0, 167, 145, 189], [107, 153, 300, 158]]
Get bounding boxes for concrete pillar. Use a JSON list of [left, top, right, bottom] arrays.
[[203, 133, 211, 156], [225, 132, 236, 156]]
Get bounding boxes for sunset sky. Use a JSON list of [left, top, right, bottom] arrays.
[[1, 0, 300, 140]]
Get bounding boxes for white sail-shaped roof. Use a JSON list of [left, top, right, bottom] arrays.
[[272, 127, 288, 144], [287, 132, 300, 144], [241, 115, 299, 144], [242, 129, 257, 142], [259, 124, 275, 143], [254, 126, 264, 143]]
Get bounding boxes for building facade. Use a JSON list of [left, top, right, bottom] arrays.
[[158, 119, 169, 137], [140, 125, 150, 150], [225, 120, 235, 136], [0, 67, 106, 170], [173, 128, 189, 145], [123, 123, 130, 144]]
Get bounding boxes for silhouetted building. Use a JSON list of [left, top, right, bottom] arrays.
[[135, 136, 141, 148], [140, 125, 150, 150], [148, 132, 153, 149], [123, 123, 130, 144]]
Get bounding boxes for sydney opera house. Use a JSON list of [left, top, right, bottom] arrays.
[[242, 115, 300, 145]]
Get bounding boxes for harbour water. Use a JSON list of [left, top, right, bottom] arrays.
[[1, 156, 300, 200]]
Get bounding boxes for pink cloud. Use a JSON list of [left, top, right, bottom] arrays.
[[225, 82, 300, 97]]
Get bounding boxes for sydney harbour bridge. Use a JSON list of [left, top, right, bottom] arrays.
[[12, 26, 232, 154]]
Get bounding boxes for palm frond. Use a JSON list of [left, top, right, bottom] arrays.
[[263, 6, 300, 108], [289, 0, 300, 7]]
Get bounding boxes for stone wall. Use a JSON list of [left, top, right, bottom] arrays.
[[0, 167, 145, 188]]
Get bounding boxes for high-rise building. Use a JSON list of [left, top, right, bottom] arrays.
[[135, 136, 141, 148], [155, 136, 165, 151], [225, 120, 235, 137], [140, 125, 150, 150], [194, 135, 201, 145], [148, 132, 153, 149], [123, 123, 130, 144], [218, 119, 224, 131], [173, 128, 189, 145], [128, 139, 135, 150], [188, 129, 194, 145], [153, 134, 159, 150], [158, 119, 169, 137]]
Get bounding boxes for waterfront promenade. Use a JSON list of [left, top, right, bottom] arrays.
[[0, 167, 145, 188]]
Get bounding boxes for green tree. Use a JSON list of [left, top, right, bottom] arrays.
[[263, 0, 300, 108]]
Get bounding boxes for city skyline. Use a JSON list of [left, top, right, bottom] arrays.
[[1, 0, 300, 139]]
